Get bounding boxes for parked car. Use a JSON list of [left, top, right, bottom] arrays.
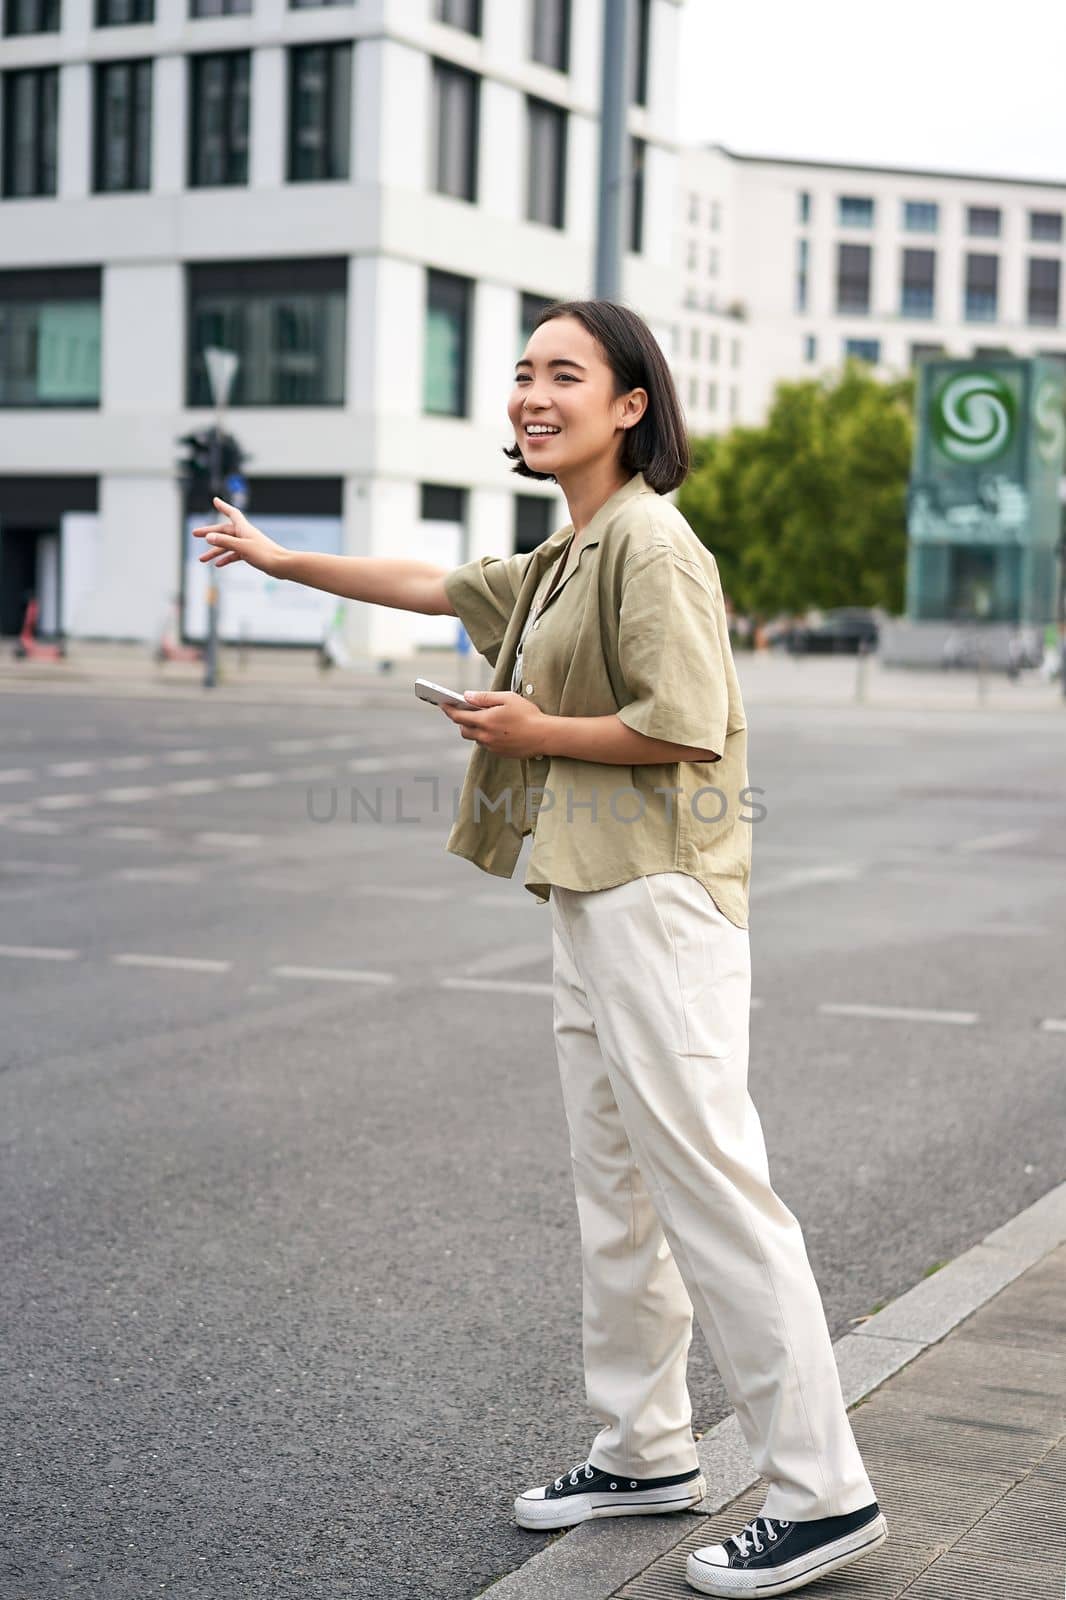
[[786, 608, 880, 655]]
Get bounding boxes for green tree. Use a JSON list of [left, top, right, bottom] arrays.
[[678, 361, 914, 619]]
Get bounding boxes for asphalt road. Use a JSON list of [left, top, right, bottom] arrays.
[[0, 686, 1063, 1599]]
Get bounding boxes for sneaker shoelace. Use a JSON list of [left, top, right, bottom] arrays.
[[729, 1515, 790, 1557], [554, 1460, 596, 1491]]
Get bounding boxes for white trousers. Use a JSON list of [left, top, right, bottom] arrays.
[[549, 871, 877, 1522]]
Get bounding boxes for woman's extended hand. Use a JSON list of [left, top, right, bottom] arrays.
[[441, 691, 550, 759], [191, 498, 290, 577]]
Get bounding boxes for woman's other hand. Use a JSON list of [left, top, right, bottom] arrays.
[[191, 498, 289, 577], [441, 690, 549, 759]]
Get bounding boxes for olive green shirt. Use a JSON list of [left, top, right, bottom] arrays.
[[441, 471, 752, 927]]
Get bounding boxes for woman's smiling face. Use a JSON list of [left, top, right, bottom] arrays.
[[508, 314, 645, 477]]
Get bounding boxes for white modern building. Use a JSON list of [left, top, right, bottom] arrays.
[[0, 0, 684, 655], [677, 143, 1066, 433]]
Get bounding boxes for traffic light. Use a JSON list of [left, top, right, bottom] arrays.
[[176, 429, 214, 496], [218, 432, 247, 483]]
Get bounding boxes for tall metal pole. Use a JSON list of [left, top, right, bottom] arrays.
[[201, 348, 239, 690], [595, 0, 633, 299]]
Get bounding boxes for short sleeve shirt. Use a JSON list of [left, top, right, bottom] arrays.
[[441, 471, 752, 928]]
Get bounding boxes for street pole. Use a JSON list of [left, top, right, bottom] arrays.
[[202, 348, 239, 690], [594, 0, 633, 299]]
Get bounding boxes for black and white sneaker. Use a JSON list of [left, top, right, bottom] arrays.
[[686, 1501, 888, 1596], [515, 1458, 706, 1531]]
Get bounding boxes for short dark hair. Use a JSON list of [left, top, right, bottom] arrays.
[[502, 298, 690, 494]]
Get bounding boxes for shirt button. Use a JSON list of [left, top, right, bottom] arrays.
[[524, 684, 534, 695]]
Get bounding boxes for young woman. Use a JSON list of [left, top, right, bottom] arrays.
[[193, 298, 887, 1599]]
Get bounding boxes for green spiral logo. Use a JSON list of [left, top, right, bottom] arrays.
[[1034, 376, 1066, 466], [932, 372, 1015, 463]]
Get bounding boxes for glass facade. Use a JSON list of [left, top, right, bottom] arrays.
[[902, 200, 938, 232], [433, 0, 480, 34], [901, 247, 935, 317], [95, 0, 153, 22], [966, 206, 1001, 237], [424, 269, 470, 416], [530, 0, 569, 72], [964, 253, 999, 321], [94, 59, 152, 192], [4, 0, 59, 30], [838, 194, 874, 227], [187, 259, 347, 406], [0, 269, 101, 406], [1026, 258, 1060, 325], [432, 60, 478, 202], [526, 95, 566, 227], [845, 338, 880, 363], [836, 242, 871, 313], [189, 52, 250, 187], [2, 67, 59, 196], [288, 43, 351, 181]]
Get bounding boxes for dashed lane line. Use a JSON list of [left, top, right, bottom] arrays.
[[1040, 1018, 1066, 1033], [440, 977, 554, 997], [99, 825, 162, 841], [271, 964, 396, 985], [113, 953, 232, 973], [956, 829, 1036, 853], [819, 1002, 979, 1026], [0, 944, 79, 960]]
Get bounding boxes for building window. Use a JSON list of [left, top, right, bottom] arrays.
[[530, 0, 569, 73], [797, 189, 811, 225], [909, 342, 944, 366], [706, 380, 717, 409], [964, 253, 999, 321], [1027, 258, 1061, 326], [687, 191, 699, 225], [804, 333, 817, 362], [1029, 210, 1062, 243], [900, 248, 935, 318], [844, 338, 880, 364], [629, 136, 645, 253], [710, 199, 720, 230], [189, 52, 250, 186], [93, 59, 152, 192], [432, 61, 479, 202], [433, 0, 480, 31], [190, 0, 250, 13], [290, 0, 352, 8], [0, 267, 101, 406], [708, 332, 718, 363], [689, 327, 699, 360], [2, 67, 58, 197], [96, 0, 153, 22], [3, 0, 58, 32], [837, 194, 874, 228], [729, 385, 738, 419], [707, 246, 718, 277], [686, 239, 697, 271], [527, 96, 566, 228], [967, 205, 1001, 238], [187, 258, 346, 406], [688, 375, 698, 407], [629, 0, 650, 107], [288, 43, 351, 181], [836, 242, 871, 314], [514, 493, 552, 554], [520, 289, 553, 345], [795, 237, 809, 312], [902, 200, 938, 233], [730, 338, 740, 368], [424, 268, 470, 416]]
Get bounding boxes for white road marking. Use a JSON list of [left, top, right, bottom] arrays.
[[98, 825, 161, 841], [46, 761, 94, 776], [0, 860, 78, 876], [0, 769, 34, 784], [161, 750, 211, 765], [37, 793, 94, 810], [114, 953, 231, 972], [114, 866, 202, 883], [194, 831, 264, 848], [163, 778, 221, 795], [346, 757, 389, 772], [970, 922, 1048, 937], [956, 829, 1035, 853], [289, 765, 336, 781], [819, 1002, 978, 1026], [100, 786, 156, 803], [271, 964, 396, 984], [751, 864, 862, 899], [1039, 1018, 1066, 1033], [0, 943, 79, 961], [351, 885, 449, 902], [441, 977, 553, 997], [270, 738, 318, 753], [226, 772, 278, 788], [104, 755, 153, 772], [5, 818, 67, 833]]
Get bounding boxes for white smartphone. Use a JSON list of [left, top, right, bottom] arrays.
[[414, 677, 471, 708]]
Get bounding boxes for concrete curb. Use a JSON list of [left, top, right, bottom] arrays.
[[476, 1178, 1066, 1600]]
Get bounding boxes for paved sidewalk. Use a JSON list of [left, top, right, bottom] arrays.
[[478, 1181, 1066, 1600], [1, 638, 1064, 715]]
